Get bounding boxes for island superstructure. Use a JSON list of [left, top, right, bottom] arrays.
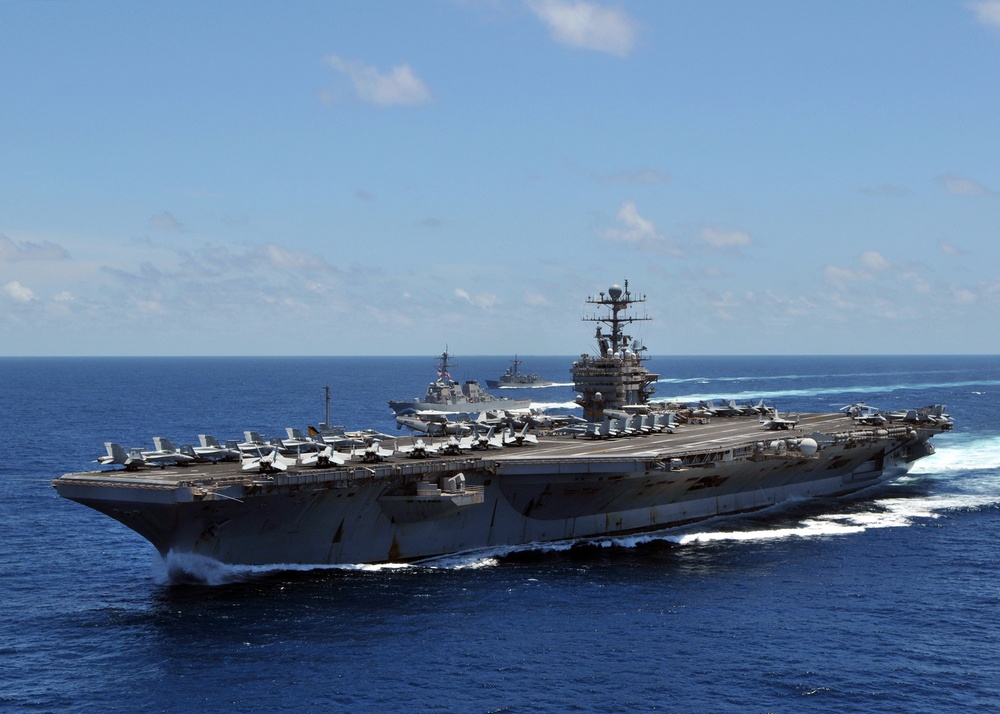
[[53, 282, 952, 570], [572, 281, 658, 421]]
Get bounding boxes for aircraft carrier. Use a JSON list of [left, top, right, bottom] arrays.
[[53, 282, 952, 568]]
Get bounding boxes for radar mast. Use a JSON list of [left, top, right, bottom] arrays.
[[582, 280, 651, 358], [572, 280, 659, 421]]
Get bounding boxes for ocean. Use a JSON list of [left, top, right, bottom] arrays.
[[2, 354, 998, 713]]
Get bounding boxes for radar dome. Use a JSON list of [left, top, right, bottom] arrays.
[[799, 438, 818, 455], [608, 285, 623, 299]]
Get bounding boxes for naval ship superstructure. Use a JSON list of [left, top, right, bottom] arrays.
[[388, 349, 532, 414], [485, 356, 553, 389], [572, 282, 658, 421], [53, 283, 952, 569]]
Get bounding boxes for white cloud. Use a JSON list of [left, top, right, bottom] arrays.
[[951, 287, 977, 303], [939, 240, 965, 256], [710, 290, 739, 320], [602, 201, 681, 255], [605, 201, 655, 244], [137, 298, 166, 314], [0, 234, 69, 261], [523, 291, 550, 307], [3, 280, 37, 302], [825, 251, 894, 289], [937, 173, 996, 196], [325, 55, 431, 106], [860, 250, 890, 271], [455, 288, 498, 308], [527, 0, 636, 56], [699, 227, 752, 250], [823, 265, 872, 290], [968, 1, 1000, 28], [260, 243, 326, 272]]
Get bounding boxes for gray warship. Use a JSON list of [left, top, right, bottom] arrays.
[[388, 349, 532, 414], [53, 281, 952, 569], [485, 356, 554, 389]]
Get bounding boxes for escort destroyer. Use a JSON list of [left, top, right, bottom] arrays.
[[53, 281, 952, 568], [387, 349, 531, 414], [485, 356, 554, 389]]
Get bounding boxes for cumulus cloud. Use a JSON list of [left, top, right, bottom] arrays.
[[94, 240, 338, 301], [699, 227, 752, 251], [602, 201, 680, 254], [0, 234, 70, 261], [824, 264, 872, 290], [527, 0, 637, 56], [951, 287, 977, 303], [823, 250, 904, 290], [860, 250, 890, 271], [225, 243, 334, 275], [604, 201, 656, 244], [261, 243, 321, 271], [455, 288, 498, 308], [3, 280, 37, 302], [968, 1, 1000, 28], [325, 55, 431, 106], [937, 173, 997, 196]]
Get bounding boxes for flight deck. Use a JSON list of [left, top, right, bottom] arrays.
[[55, 412, 882, 493]]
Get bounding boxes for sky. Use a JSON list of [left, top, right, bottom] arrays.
[[1, 0, 999, 356]]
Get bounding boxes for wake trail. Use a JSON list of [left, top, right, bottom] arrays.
[[656, 367, 968, 387], [657, 379, 1000, 404], [909, 434, 1000, 475], [159, 551, 414, 586], [666, 435, 1000, 548]]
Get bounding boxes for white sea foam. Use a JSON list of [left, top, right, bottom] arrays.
[[666, 438, 1000, 548], [909, 435, 1000, 475], [488, 438, 1000, 553], [420, 553, 502, 570], [671, 521, 867, 545], [158, 550, 414, 585]]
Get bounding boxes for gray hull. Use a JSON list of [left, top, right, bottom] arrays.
[[54, 416, 939, 566], [388, 397, 532, 414], [485, 380, 554, 389]]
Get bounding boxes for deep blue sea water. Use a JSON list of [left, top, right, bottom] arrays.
[[2, 355, 999, 713]]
